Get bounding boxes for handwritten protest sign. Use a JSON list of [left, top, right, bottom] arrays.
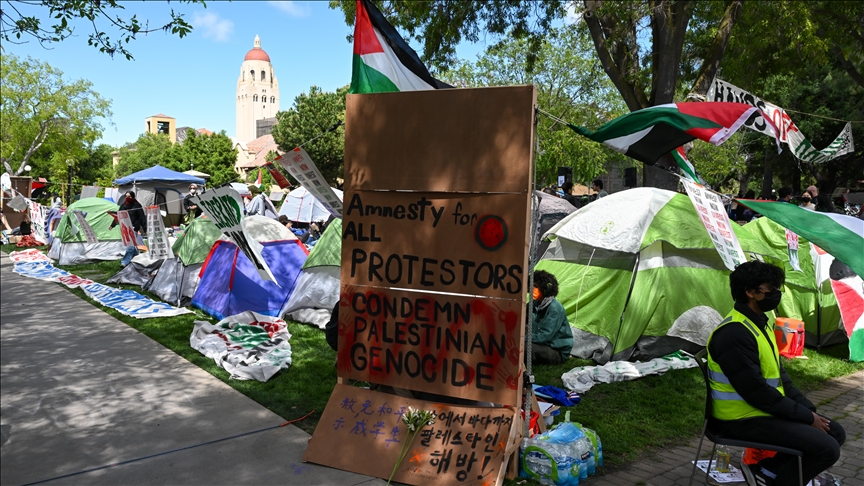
[[682, 179, 745, 271], [275, 147, 342, 217], [145, 206, 174, 259], [28, 201, 47, 244], [117, 210, 137, 247], [304, 384, 519, 486], [72, 210, 98, 244], [192, 186, 277, 283]]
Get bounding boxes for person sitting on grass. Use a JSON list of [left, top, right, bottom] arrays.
[[706, 261, 845, 486], [531, 270, 573, 365]]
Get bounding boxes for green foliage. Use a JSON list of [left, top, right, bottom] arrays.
[[0, 53, 112, 176], [114, 131, 238, 187], [271, 85, 347, 185], [1, 0, 204, 60]]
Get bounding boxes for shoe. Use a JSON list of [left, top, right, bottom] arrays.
[[808, 472, 840, 486], [743, 463, 775, 486]]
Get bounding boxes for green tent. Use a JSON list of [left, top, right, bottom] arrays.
[[741, 216, 843, 347], [537, 188, 772, 363], [172, 217, 224, 266], [283, 219, 342, 327], [47, 198, 125, 265]]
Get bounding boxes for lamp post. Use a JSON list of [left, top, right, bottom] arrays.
[[65, 159, 74, 206]]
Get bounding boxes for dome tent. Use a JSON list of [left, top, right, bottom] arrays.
[[278, 186, 343, 223], [47, 198, 125, 265], [282, 218, 342, 328]]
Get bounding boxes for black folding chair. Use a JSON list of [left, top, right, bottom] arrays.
[[689, 349, 803, 486]]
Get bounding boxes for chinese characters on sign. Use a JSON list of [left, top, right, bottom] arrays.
[[682, 179, 745, 271]]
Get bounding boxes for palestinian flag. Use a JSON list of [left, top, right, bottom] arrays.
[[736, 199, 864, 278], [671, 146, 704, 183], [569, 102, 769, 165], [350, 0, 451, 94]]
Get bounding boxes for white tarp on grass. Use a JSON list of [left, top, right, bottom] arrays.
[[561, 351, 698, 393]]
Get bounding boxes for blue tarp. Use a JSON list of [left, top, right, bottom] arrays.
[[114, 165, 205, 185], [191, 240, 308, 320]]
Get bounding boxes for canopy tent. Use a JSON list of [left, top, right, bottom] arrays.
[[114, 165, 205, 227], [536, 188, 772, 364], [279, 186, 343, 223], [146, 217, 225, 305], [191, 216, 309, 320], [47, 198, 125, 265], [282, 218, 342, 328]]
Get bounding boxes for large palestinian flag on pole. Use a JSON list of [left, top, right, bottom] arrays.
[[350, 0, 451, 94], [736, 199, 864, 278], [568, 102, 771, 165]]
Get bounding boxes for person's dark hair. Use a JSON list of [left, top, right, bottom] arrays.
[[744, 189, 755, 199], [729, 261, 785, 303], [592, 179, 603, 190], [277, 215, 290, 226], [778, 187, 792, 199], [126, 191, 135, 199], [533, 270, 559, 298], [561, 181, 573, 194]]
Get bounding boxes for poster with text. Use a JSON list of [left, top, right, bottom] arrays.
[[28, 200, 47, 244], [192, 186, 277, 283], [117, 210, 137, 247], [145, 206, 174, 260], [275, 147, 342, 217], [682, 179, 745, 271], [303, 384, 518, 486], [72, 210, 98, 244], [785, 229, 802, 272]]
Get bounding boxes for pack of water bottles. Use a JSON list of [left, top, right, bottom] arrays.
[[520, 413, 603, 486]]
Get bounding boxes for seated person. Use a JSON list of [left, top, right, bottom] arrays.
[[707, 261, 845, 486], [531, 270, 573, 365]]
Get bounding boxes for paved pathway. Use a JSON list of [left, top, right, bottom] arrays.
[[582, 370, 863, 485], [0, 254, 383, 486]]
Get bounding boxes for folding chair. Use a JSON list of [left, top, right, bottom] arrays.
[[689, 349, 803, 486]]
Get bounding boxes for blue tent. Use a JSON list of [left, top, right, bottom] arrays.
[[192, 240, 309, 320], [113, 165, 205, 185]]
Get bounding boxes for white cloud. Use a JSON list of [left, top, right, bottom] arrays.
[[192, 11, 234, 42], [269, 1, 311, 17]]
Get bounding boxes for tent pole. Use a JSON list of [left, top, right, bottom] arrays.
[[613, 253, 641, 361]]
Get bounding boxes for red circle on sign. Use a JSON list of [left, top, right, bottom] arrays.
[[475, 215, 508, 251]]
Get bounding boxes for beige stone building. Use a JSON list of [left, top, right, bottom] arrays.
[[236, 35, 280, 144]]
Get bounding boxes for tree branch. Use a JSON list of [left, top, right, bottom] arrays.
[[584, 0, 645, 111], [833, 43, 864, 89], [689, 0, 742, 98]]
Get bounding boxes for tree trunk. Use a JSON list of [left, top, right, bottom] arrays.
[[761, 154, 773, 199], [688, 0, 743, 98]]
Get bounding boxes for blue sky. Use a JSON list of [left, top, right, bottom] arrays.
[[5, 1, 492, 148]]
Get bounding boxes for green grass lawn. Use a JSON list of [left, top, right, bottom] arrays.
[[4, 244, 863, 472]]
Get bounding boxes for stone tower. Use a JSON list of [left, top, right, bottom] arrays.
[[236, 35, 280, 143]]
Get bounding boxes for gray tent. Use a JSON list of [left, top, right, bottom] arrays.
[[114, 165, 205, 227]]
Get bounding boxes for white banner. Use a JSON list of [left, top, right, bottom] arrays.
[[145, 206, 173, 260], [275, 147, 343, 217], [191, 186, 277, 283], [9, 249, 52, 263], [117, 210, 137, 247], [79, 185, 99, 200], [785, 229, 802, 272], [708, 79, 854, 163], [682, 179, 746, 271], [28, 201, 47, 244], [72, 211, 98, 244], [81, 282, 193, 318]]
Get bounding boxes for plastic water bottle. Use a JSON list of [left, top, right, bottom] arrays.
[[578, 437, 596, 476]]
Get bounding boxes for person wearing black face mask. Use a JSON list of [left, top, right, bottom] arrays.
[[706, 261, 845, 486], [112, 191, 146, 234]]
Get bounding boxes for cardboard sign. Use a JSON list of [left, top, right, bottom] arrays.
[[342, 191, 529, 299], [28, 200, 47, 244], [72, 210, 98, 244], [337, 285, 524, 403], [682, 179, 745, 270], [192, 186, 277, 283], [275, 147, 343, 217], [303, 384, 518, 486], [117, 210, 137, 247], [145, 206, 174, 260]]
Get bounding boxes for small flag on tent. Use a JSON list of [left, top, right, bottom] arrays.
[[737, 199, 864, 278], [254, 168, 263, 188], [568, 102, 775, 166], [671, 146, 704, 184], [350, 0, 451, 94]]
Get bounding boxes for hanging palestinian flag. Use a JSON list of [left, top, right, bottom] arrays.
[[671, 146, 705, 183], [736, 199, 864, 278], [350, 0, 451, 94], [254, 168, 263, 188], [569, 102, 772, 165]]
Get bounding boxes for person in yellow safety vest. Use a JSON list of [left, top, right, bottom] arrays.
[[706, 261, 845, 486]]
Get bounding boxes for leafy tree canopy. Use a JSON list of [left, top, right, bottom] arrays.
[[1, 0, 204, 60], [1, 53, 112, 176], [271, 85, 348, 185]]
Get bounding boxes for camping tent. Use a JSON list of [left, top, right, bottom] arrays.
[[536, 188, 772, 364], [191, 216, 309, 320], [47, 198, 125, 265], [531, 191, 577, 266], [145, 217, 224, 305], [114, 165, 205, 227], [282, 218, 342, 327], [279, 186, 343, 223]]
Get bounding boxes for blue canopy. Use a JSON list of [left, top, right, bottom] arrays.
[[114, 165, 205, 185]]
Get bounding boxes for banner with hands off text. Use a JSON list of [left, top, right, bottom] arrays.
[[191, 186, 277, 283], [275, 147, 343, 217]]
